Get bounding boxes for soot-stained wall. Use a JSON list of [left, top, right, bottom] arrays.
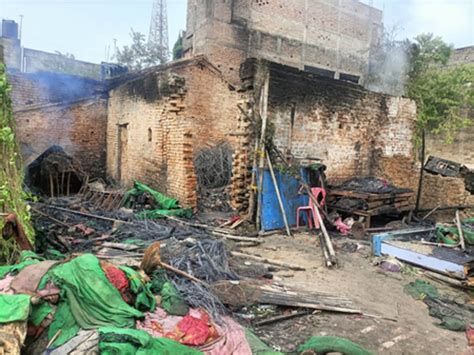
[[14, 98, 108, 177], [265, 62, 418, 187], [9, 72, 108, 177], [106, 57, 243, 207]]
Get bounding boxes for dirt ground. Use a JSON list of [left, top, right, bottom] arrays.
[[243, 232, 471, 354]]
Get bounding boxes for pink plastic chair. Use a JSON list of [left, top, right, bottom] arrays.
[[296, 188, 326, 229]]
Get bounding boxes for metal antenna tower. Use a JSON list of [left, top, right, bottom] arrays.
[[149, 0, 169, 63]]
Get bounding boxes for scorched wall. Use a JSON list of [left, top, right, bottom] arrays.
[[265, 62, 418, 186], [106, 57, 242, 208], [9, 72, 108, 177], [14, 97, 108, 177]]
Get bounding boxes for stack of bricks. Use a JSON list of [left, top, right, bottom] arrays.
[[230, 98, 254, 212], [230, 149, 252, 212]]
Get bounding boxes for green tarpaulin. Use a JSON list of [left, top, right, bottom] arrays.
[[98, 327, 202, 355], [47, 254, 144, 347], [123, 182, 193, 220], [119, 266, 156, 312], [123, 182, 180, 210], [436, 217, 474, 245], [0, 294, 31, 323], [298, 336, 372, 355]]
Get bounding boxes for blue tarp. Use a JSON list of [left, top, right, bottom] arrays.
[[259, 168, 309, 231]]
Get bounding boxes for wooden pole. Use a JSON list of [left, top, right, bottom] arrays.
[[49, 174, 54, 198], [455, 210, 466, 251], [256, 71, 270, 230], [415, 129, 425, 212], [270, 145, 337, 265], [66, 172, 71, 196], [266, 150, 292, 237]]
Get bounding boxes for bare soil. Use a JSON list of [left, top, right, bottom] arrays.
[[243, 232, 471, 354]]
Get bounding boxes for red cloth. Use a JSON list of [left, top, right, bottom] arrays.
[[166, 310, 219, 346], [100, 261, 132, 303]]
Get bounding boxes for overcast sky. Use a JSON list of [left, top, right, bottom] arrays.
[[0, 0, 472, 64]]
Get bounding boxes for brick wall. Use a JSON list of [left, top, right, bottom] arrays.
[[106, 58, 242, 208], [265, 62, 417, 185], [8, 71, 105, 108], [426, 127, 474, 169], [13, 97, 108, 177], [184, 0, 382, 83]]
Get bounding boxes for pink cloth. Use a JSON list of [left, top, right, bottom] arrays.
[[335, 217, 351, 235], [137, 308, 251, 355], [0, 274, 15, 294], [200, 316, 252, 355]]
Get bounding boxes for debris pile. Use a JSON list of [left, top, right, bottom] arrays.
[[328, 177, 415, 228]]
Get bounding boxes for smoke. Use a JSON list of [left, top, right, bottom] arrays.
[[365, 40, 410, 97]]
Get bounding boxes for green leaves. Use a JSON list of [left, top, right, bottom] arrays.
[[0, 63, 35, 260], [406, 34, 473, 142]]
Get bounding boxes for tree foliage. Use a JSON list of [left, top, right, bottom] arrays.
[[172, 32, 184, 61], [115, 30, 167, 71], [0, 64, 34, 262], [405, 34, 473, 142]]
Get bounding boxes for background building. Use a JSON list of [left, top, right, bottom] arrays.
[[183, 0, 383, 84]]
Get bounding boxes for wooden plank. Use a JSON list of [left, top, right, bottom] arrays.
[[329, 189, 414, 201]]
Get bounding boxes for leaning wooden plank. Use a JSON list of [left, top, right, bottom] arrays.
[[230, 251, 305, 270]]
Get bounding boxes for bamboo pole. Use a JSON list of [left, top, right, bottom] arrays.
[[255, 72, 270, 230], [266, 150, 291, 237], [455, 210, 466, 251]]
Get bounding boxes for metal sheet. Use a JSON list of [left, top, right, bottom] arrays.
[[260, 168, 309, 231]]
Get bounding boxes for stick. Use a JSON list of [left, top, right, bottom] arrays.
[[34, 203, 133, 225], [66, 172, 71, 196], [49, 174, 54, 198], [455, 210, 466, 251], [420, 241, 460, 248], [31, 207, 71, 228], [271, 145, 337, 265], [422, 205, 441, 220], [211, 232, 262, 243], [266, 151, 292, 237], [254, 310, 310, 327], [230, 251, 306, 271], [46, 329, 62, 348], [319, 232, 333, 267], [160, 261, 210, 287], [256, 72, 270, 230], [415, 129, 425, 212]]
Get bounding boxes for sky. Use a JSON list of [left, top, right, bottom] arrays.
[[0, 0, 473, 64]]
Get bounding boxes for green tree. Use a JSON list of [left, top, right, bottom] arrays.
[[405, 34, 473, 142], [115, 30, 167, 70], [0, 63, 34, 262], [172, 32, 184, 61]]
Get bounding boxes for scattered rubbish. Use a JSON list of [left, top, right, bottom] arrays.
[[372, 227, 473, 281], [405, 279, 472, 331], [328, 177, 415, 228]]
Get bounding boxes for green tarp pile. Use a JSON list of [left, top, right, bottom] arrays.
[[436, 217, 474, 245], [405, 279, 472, 331], [298, 336, 372, 355], [123, 182, 193, 220], [98, 327, 202, 355]]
